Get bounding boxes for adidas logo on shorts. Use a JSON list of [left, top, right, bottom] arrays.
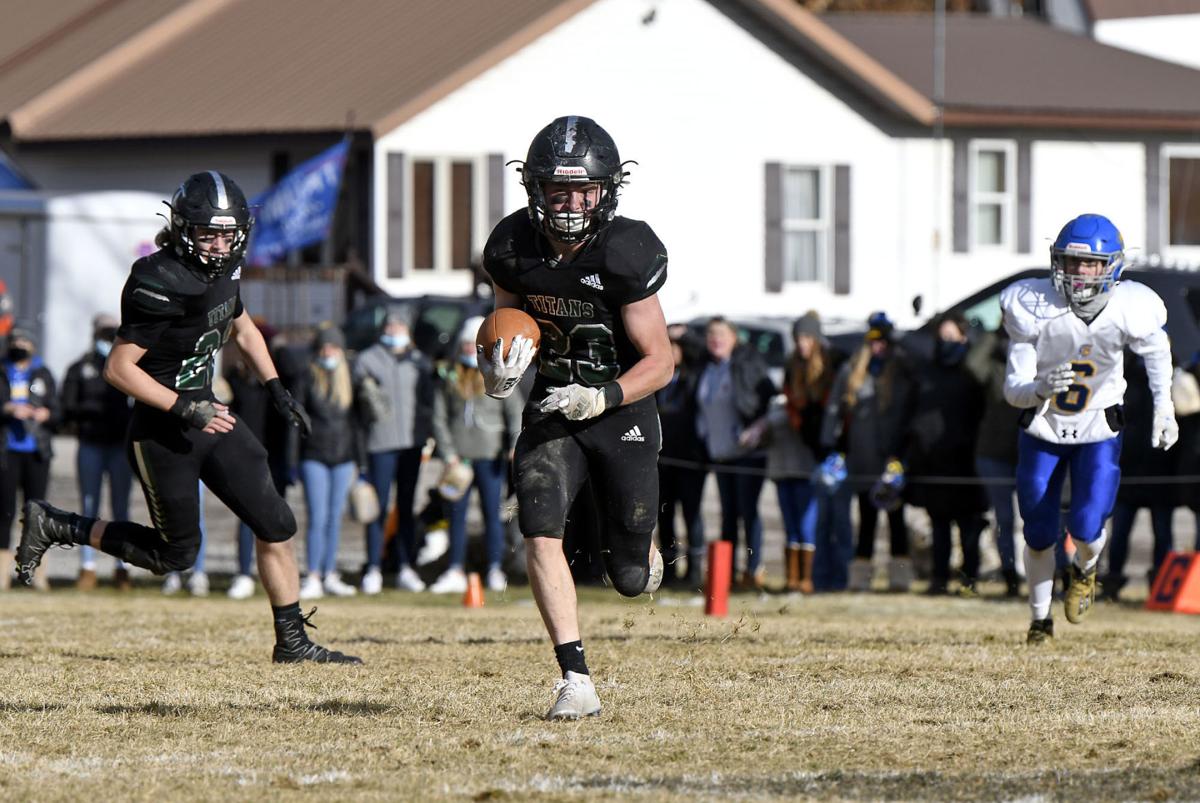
[[621, 425, 645, 442], [580, 273, 604, 290]]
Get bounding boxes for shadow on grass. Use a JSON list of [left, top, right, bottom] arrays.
[[0, 701, 68, 713], [95, 699, 394, 717]]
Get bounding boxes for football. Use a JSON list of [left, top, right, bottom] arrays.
[[475, 308, 541, 359]]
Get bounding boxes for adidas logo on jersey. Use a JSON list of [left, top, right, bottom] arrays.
[[580, 273, 604, 290], [620, 425, 645, 442]]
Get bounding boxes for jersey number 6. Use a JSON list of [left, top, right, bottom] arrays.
[[1053, 361, 1095, 413]]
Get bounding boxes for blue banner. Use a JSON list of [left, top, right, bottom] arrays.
[[0, 153, 34, 190], [247, 139, 349, 266]]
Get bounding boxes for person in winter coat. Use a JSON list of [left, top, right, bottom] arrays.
[[428, 317, 524, 595], [905, 312, 988, 594], [295, 325, 363, 600], [0, 324, 58, 591], [353, 311, 435, 593], [823, 312, 917, 592], [1102, 351, 1177, 600], [695, 317, 776, 590], [60, 314, 134, 591], [964, 325, 1025, 597], [656, 324, 708, 588]]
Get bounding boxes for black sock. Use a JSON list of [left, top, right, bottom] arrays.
[[553, 640, 589, 677], [272, 602, 304, 644]]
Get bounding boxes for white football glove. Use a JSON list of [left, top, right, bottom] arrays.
[[1035, 361, 1075, 401], [537, 384, 608, 421], [478, 334, 535, 399], [1151, 406, 1179, 451]]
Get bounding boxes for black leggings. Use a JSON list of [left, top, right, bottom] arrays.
[[98, 407, 295, 574], [0, 451, 50, 550], [854, 492, 908, 559], [930, 513, 986, 584]]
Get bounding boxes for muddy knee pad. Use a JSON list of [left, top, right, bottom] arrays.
[[603, 527, 654, 598]]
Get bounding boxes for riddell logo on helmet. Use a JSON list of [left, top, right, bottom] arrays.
[[553, 166, 588, 177], [209, 215, 238, 226]]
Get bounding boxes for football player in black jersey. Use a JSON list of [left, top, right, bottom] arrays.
[[14, 171, 359, 664], [481, 116, 673, 719]]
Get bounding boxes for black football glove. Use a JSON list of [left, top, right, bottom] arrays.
[[266, 378, 312, 438], [169, 397, 220, 430]]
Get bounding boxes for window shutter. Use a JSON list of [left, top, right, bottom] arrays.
[[764, 162, 783, 293], [488, 153, 505, 229], [387, 152, 405, 279], [833, 164, 851, 296], [1017, 139, 1032, 254], [1145, 140, 1161, 256], [953, 138, 968, 253]]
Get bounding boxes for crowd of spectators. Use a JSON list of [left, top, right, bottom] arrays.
[[2, 296, 1198, 601]]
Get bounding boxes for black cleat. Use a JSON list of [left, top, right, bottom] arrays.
[[1026, 617, 1054, 645], [16, 500, 84, 586], [272, 607, 363, 665]]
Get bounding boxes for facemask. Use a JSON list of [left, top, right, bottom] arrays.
[[8, 346, 30, 362], [381, 333, 410, 350], [936, 340, 968, 366], [459, 354, 478, 369], [95, 339, 113, 358], [318, 355, 341, 371]]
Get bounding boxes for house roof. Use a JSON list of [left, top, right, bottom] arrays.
[[818, 11, 1200, 128], [6, 0, 595, 142], [0, 0, 186, 123], [7, 0, 1200, 143], [1085, 0, 1200, 20]]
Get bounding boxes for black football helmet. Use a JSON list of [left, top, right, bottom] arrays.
[[517, 116, 629, 244], [167, 171, 253, 280]]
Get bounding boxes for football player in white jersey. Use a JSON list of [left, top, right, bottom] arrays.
[[1000, 213, 1177, 644]]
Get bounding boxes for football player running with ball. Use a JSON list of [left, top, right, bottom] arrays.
[[1001, 213, 1176, 644], [480, 116, 673, 719], [15, 172, 360, 664]]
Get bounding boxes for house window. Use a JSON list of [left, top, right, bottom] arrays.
[[1167, 154, 1200, 246], [969, 141, 1015, 249], [408, 156, 482, 274], [781, 166, 830, 284]]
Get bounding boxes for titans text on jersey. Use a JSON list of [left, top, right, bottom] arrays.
[[482, 210, 668, 397]]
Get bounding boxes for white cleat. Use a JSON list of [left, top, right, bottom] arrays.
[[323, 572, 358, 597], [396, 565, 426, 592], [644, 549, 664, 595], [546, 671, 601, 720], [361, 567, 383, 595], [227, 574, 255, 600]]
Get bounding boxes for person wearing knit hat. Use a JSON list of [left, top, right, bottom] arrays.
[[295, 323, 360, 601], [61, 313, 135, 591]]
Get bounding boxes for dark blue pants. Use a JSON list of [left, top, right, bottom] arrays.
[[714, 456, 766, 574], [366, 447, 423, 569], [657, 463, 707, 572], [448, 457, 507, 570], [77, 440, 133, 568]]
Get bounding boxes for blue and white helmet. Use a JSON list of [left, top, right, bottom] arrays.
[[1050, 213, 1124, 315]]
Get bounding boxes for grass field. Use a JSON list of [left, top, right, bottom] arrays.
[[1, 584, 1197, 802]]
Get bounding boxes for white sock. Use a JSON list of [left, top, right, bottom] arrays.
[[1025, 544, 1056, 621], [1072, 529, 1107, 573]]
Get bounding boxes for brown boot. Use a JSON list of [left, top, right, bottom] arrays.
[[797, 548, 815, 595], [77, 568, 98, 591], [785, 547, 803, 592], [0, 549, 12, 592]]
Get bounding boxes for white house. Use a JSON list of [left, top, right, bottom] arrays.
[[6, 0, 1200, 328]]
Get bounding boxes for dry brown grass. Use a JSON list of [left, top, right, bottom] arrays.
[[0, 586, 1197, 802]]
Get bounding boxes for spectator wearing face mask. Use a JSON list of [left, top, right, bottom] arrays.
[[353, 310, 435, 594], [904, 312, 987, 594], [60, 314, 135, 591], [0, 324, 59, 591], [428, 317, 524, 594]]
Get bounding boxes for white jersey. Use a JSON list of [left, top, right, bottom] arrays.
[[1000, 277, 1172, 445]]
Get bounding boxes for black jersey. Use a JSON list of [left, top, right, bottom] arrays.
[[482, 211, 668, 390], [117, 249, 243, 397]]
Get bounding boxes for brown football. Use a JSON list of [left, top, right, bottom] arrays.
[[475, 308, 541, 359]]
